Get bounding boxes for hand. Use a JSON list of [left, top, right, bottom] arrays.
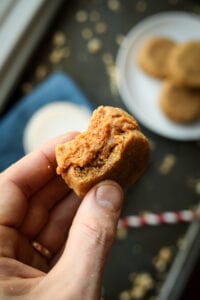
[[0, 132, 124, 300]]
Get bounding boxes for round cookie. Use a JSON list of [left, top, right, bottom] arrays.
[[138, 36, 176, 79], [168, 41, 200, 87], [56, 106, 150, 198], [159, 81, 200, 123]]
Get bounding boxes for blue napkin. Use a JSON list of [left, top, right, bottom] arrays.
[[0, 72, 93, 171]]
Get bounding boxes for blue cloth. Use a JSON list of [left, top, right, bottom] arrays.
[[0, 72, 93, 171]]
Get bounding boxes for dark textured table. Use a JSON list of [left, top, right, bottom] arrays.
[[4, 0, 200, 299]]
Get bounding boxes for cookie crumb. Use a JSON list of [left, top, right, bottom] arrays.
[[159, 154, 176, 175]]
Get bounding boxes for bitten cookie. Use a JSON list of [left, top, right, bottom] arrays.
[[56, 106, 150, 198], [138, 36, 176, 79], [168, 41, 200, 87], [159, 81, 200, 123]]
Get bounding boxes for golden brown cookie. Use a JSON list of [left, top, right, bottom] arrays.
[[159, 81, 200, 123], [56, 106, 150, 198], [168, 41, 200, 87], [138, 36, 176, 79]]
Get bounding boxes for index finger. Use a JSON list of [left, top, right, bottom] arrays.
[[0, 131, 78, 227], [3, 132, 78, 197]]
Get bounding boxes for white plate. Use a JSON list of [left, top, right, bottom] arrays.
[[116, 12, 200, 141], [23, 102, 91, 153]]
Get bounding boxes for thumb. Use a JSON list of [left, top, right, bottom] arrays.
[[47, 180, 124, 300]]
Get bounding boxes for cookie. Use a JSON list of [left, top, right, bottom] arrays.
[[138, 36, 176, 79], [168, 41, 200, 87], [159, 81, 200, 123], [56, 106, 150, 198]]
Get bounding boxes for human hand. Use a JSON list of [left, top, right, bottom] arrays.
[[0, 132, 124, 300]]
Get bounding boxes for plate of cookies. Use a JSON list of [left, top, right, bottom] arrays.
[[116, 12, 200, 141]]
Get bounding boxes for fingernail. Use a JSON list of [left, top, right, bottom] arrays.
[[95, 181, 123, 212]]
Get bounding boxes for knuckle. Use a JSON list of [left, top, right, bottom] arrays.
[[81, 219, 115, 247]]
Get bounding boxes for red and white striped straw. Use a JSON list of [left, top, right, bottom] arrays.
[[118, 209, 200, 228]]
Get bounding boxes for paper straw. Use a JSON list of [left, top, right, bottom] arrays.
[[118, 209, 200, 228]]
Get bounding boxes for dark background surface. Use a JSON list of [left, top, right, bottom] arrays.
[[2, 0, 200, 299]]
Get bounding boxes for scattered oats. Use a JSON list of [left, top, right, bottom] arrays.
[[148, 139, 156, 151], [119, 290, 132, 300], [82, 27, 93, 40], [52, 31, 66, 46], [47, 165, 51, 169], [102, 52, 114, 65], [134, 273, 154, 290], [136, 0, 147, 12], [87, 38, 102, 54], [116, 34, 125, 46], [35, 65, 48, 80], [21, 82, 32, 94], [159, 154, 176, 175], [95, 22, 107, 34], [116, 226, 128, 240], [188, 178, 200, 194], [108, 0, 121, 11], [177, 236, 188, 250], [159, 247, 173, 263], [49, 47, 70, 64], [153, 258, 167, 273], [89, 10, 101, 22], [152, 247, 173, 273], [130, 285, 146, 299], [106, 64, 119, 96], [103, 53, 120, 96], [75, 10, 88, 23]]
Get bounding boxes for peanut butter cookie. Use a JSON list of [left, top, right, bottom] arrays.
[[160, 81, 200, 123], [56, 106, 150, 198], [168, 41, 200, 87], [138, 36, 176, 79]]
